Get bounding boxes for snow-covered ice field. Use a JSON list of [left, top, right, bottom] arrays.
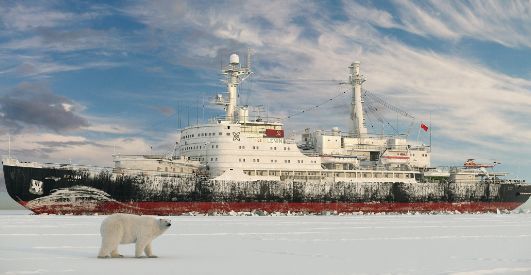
[[1, 211, 531, 275]]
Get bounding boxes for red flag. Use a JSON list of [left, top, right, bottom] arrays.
[[265, 129, 284, 137], [420, 123, 429, 132]]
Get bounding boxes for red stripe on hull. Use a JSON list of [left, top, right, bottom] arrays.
[[20, 201, 525, 215]]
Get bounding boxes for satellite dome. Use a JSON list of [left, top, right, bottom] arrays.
[[229, 54, 240, 65]]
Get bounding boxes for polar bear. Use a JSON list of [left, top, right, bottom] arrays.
[[97, 213, 171, 258]]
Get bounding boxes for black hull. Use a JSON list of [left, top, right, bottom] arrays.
[[3, 165, 531, 215]]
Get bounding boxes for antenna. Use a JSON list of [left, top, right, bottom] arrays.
[[177, 101, 181, 128], [202, 95, 205, 122], [8, 134, 11, 159], [429, 112, 432, 152], [196, 99, 199, 125], [247, 47, 252, 70]]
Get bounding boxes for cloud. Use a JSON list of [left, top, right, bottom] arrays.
[[0, 3, 109, 32], [391, 0, 531, 48], [151, 105, 176, 117], [0, 82, 89, 132], [0, 132, 153, 166], [0, 3, 124, 79], [82, 124, 134, 134], [2, 28, 124, 53], [0, 4, 74, 31], [0, 59, 117, 77]]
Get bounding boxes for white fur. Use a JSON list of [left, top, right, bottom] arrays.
[[97, 213, 171, 258]]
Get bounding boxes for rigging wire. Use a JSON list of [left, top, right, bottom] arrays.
[[253, 78, 341, 85], [363, 100, 400, 135], [283, 85, 349, 120], [363, 90, 415, 120], [362, 90, 417, 136]]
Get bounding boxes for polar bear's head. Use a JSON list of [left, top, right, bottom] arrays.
[[158, 219, 172, 231]]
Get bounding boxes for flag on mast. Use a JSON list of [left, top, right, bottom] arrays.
[[421, 123, 429, 132]]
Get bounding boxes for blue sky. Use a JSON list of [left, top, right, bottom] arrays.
[[0, 0, 530, 180]]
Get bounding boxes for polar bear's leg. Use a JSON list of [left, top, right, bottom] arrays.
[[98, 236, 117, 258], [98, 228, 121, 258], [144, 242, 157, 258], [135, 238, 150, 258], [97, 240, 111, 258]]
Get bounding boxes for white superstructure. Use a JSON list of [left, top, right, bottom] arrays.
[[176, 53, 431, 183]]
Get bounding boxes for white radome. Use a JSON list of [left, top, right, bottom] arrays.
[[229, 53, 240, 65]]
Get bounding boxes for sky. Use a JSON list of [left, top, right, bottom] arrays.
[[0, 0, 530, 181]]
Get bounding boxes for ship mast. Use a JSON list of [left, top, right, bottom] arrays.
[[349, 61, 367, 138], [220, 51, 252, 122]]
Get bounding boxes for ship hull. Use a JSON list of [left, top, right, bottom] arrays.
[[4, 164, 531, 215]]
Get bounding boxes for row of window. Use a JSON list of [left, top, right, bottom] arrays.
[[237, 158, 312, 164], [182, 145, 203, 151], [242, 170, 414, 178], [156, 167, 181, 172], [183, 132, 231, 139], [182, 144, 220, 151], [236, 146, 292, 151]]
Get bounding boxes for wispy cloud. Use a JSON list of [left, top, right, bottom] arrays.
[[391, 0, 531, 48], [0, 4, 75, 31], [2, 28, 124, 53]]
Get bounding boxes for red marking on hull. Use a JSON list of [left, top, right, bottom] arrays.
[[20, 201, 525, 215]]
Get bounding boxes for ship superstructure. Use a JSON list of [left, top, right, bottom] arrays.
[[179, 53, 429, 183]]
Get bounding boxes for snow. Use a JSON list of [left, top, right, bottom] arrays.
[[1, 211, 531, 275]]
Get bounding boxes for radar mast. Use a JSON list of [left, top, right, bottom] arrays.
[[218, 50, 252, 122], [349, 61, 367, 137]]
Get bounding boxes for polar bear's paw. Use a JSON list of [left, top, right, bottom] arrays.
[[147, 255, 158, 258], [97, 255, 111, 259]]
